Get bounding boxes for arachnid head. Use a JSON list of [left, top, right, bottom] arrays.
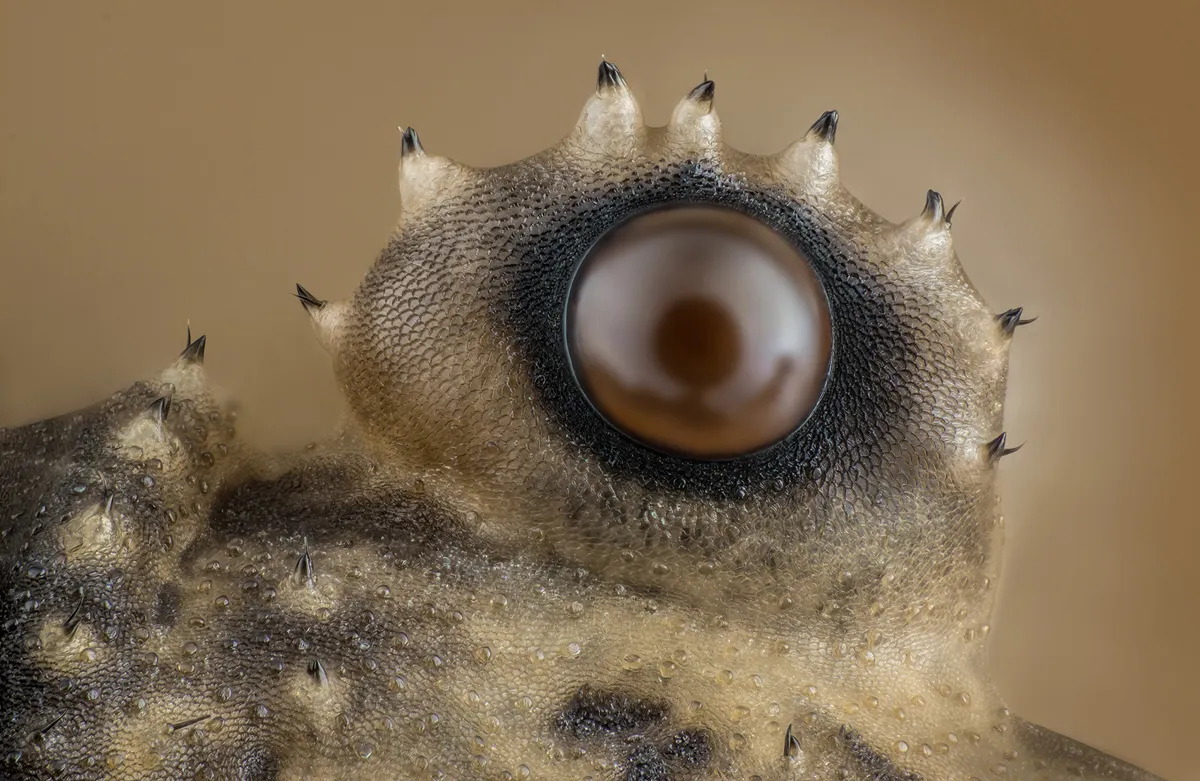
[[0, 61, 1159, 781], [308, 62, 1010, 626]]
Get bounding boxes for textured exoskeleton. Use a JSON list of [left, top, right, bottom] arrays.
[[0, 62, 1162, 781]]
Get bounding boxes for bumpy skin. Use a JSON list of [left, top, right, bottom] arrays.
[[0, 64, 1162, 781]]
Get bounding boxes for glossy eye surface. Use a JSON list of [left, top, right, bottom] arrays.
[[565, 205, 833, 459]]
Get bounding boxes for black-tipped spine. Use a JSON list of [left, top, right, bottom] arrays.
[[921, 190, 946, 223], [294, 283, 326, 313], [986, 432, 1023, 462], [149, 396, 171, 427], [400, 126, 424, 158], [179, 333, 206, 364], [63, 588, 85, 636], [167, 715, 210, 733], [687, 79, 715, 108], [31, 715, 63, 741], [807, 110, 839, 143], [597, 59, 626, 91], [784, 723, 802, 758], [308, 658, 329, 686], [996, 307, 1036, 335], [946, 199, 962, 226], [294, 539, 316, 589]]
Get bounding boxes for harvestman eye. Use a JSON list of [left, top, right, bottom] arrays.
[[565, 205, 833, 459]]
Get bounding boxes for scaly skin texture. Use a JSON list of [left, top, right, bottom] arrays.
[[0, 63, 1163, 781]]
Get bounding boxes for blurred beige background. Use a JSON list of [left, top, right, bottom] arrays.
[[1, 2, 1196, 778]]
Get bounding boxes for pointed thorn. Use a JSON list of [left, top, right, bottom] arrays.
[[597, 59, 626, 92], [294, 539, 316, 589], [920, 189, 946, 223], [167, 715, 210, 733], [149, 396, 171, 427], [63, 588, 85, 636], [946, 199, 962, 226], [103, 494, 115, 515], [179, 333, 206, 364], [294, 283, 326, 313], [687, 79, 715, 107], [308, 658, 329, 686], [400, 126, 424, 158], [996, 307, 1037, 336], [807, 110, 839, 143], [31, 715, 63, 741], [986, 432, 1023, 462], [784, 723, 802, 758], [186, 322, 192, 348]]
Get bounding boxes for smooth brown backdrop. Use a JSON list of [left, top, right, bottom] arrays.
[[1, 2, 1196, 778]]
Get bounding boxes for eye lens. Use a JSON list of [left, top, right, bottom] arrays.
[[566, 206, 832, 459]]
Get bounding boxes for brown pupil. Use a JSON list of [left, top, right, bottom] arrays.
[[566, 205, 832, 459], [654, 297, 741, 389]]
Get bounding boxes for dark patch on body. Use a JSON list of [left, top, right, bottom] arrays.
[[663, 729, 712, 766], [554, 685, 669, 739], [619, 732, 714, 781], [625, 744, 670, 781], [555, 688, 714, 780], [201, 457, 472, 554], [239, 746, 281, 781]]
